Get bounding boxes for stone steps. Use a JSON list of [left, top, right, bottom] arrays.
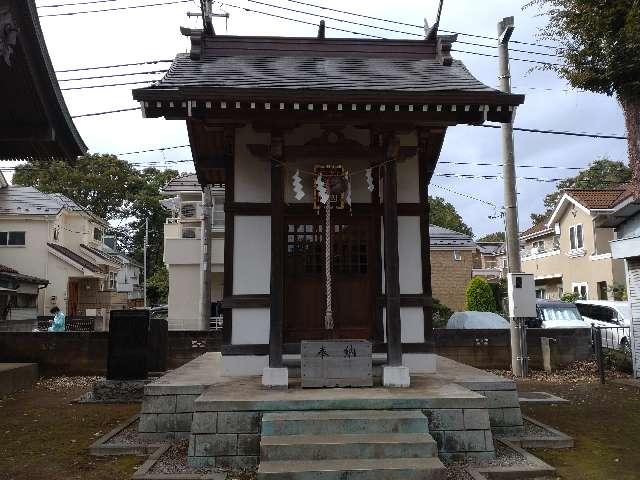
[[258, 410, 447, 480], [260, 432, 438, 461], [262, 409, 429, 435], [257, 458, 447, 480]]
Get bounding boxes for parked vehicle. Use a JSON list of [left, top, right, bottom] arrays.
[[535, 300, 589, 329], [446, 311, 510, 329], [576, 300, 631, 350], [149, 305, 168, 321]]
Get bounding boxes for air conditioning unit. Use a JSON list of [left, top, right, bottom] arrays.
[[182, 227, 201, 239], [180, 201, 202, 219]]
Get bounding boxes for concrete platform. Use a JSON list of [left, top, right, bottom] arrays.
[[0, 363, 38, 397]]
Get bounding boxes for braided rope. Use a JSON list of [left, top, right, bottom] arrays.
[[324, 200, 334, 330]]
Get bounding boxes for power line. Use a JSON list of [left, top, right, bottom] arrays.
[[61, 80, 157, 91], [37, 0, 117, 7], [246, 0, 560, 59], [71, 107, 140, 118], [478, 124, 626, 140], [58, 69, 167, 82], [39, 0, 192, 17], [431, 183, 497, 207], [278, 0, 558, 51], [55, 59, 173, 73]]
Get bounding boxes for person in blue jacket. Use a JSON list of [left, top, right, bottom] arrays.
[[47, 306, 65, 332]]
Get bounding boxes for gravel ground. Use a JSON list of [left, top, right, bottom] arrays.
[[523, 418, 556, 437], [489, 359, 629, 384], [105, 420, 163, 445], [150, 440, 210, 475], [35, 376, 103, 392]]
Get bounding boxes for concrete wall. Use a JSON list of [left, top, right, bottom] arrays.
[[431, 249, 474, 311]]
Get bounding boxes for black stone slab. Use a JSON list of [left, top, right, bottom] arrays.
[[148, 317, 168, 374], [107, 310, 149, 380]]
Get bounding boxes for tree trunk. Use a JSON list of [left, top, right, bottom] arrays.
[[619, 95, 640, 197]]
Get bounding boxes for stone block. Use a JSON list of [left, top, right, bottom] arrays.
[[218, 411, 260, 434], [482, 390, 519, 409], [484, 430, 494, 449], [443, 430, 487, 453], [138, 414, 157, 433], [501, 407, 524, 427], [237, 434, 260, 455], [141, 394, 176, 414], [187, 456, 216, 468], [175, 413, 193, 432], [215, 456, 259, 470], [424, 409, 464, 431], [195, 434, 238, 456], [157, 413, 176, 432], [176, 394, 199, 413], [188, 435, 195, 456], [382, 365, 410, 388], [192, 412, 218, 434], [488, 408, 503, 426], [430, 430, 444, 451], [463, 409, 490, 430]]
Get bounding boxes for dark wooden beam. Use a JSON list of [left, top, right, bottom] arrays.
[[382, 133, 403, 367], [269, 131, 285, 369], [0, 125, 55, 142], [221, 130, 236, 345]]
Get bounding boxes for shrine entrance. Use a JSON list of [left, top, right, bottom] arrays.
[[284, 212, 376, 342]]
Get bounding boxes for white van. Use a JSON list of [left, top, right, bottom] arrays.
[[575, 300, 631, 350]]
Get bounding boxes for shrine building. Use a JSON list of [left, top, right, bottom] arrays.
[[133, 27, 524, 388]]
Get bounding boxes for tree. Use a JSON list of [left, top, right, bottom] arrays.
[[465, 277, 497, 312], [530, 158, 631, 224], [477, 231, 505, 242], [13, 156, 179, 301], [526, 1, 640, 194], [429, 196, 473, 236]]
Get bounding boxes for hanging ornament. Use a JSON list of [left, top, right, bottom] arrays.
[[365, 168, 374, 192], [344, 173, 352, 208], [292, 169, 305, 200], [316, 174, 330, 205]]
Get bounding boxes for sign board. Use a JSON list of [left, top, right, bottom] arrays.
[[301, 340, 372, 388], [107, 310, 149, 380]]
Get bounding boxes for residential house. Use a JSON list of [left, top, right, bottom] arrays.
[[593, 191, 640, 378], [430, 226, 477, 312], [0, 185, 128, 328], [473, 241, 507, 281], [0, 263, 48, 323], [103, 235, 143, 304], [521, 188, 628, 300], [160, 174, 225, 330]]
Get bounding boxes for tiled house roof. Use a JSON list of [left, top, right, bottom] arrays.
[[47, 242, 104, 273], [520, 222, 553, 239], [565, 186, 633, 210]]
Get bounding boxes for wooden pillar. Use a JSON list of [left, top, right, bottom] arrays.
[[269, 132, 285, 368], [383, 134, 403, 367], [418, 128, 446, 343]]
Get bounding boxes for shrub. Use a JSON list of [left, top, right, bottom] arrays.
[[465, 277, 497, 312], [561, 292, 579, 303], [433, 298, 453, 328], [489, 279, 507, 314]]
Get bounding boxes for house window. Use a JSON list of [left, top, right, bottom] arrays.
[[108, 272, 116, 290], [93, 228, 103, 241], [453, 250, 462, 261], [572, 282, 588, 300], [213, 196, 225, 229], [569, 224, 583, 250], [552, 235, 560, 250], [597, 281, 608, 300], [558, 286, 564, 298], [532, 240, 545, 253], [0, 231, 26, 246], [535, 288, 546, 299]]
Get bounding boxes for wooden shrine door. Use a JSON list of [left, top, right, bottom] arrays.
[[284, 213, 376, 342], [67, 279, 79, 316]]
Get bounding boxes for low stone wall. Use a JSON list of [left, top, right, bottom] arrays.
[[139, 393, 198, 440], [434, 328, 592, 370]]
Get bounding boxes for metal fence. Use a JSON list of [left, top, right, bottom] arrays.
[[209, 315, 223, 331], [592, 325, 632, 384]]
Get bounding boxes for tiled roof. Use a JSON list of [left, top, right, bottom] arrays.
[[0, 264, 18, 274], [0, 264, 48, 285], [80, 244, 123, 266], [0, 186, 84, 215], [520, 222, 553, 239], [429, 225, 475, 249], [477, 242, 506, 255], [47, 242, 104, 273], [566, 186, 633, 210]]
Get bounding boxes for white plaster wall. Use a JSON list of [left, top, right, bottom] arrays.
[[382, 307, 425, 343], [398, 216, 423, 294], [234, 126, 270, 202], [167, 264, 200, 330], [231, 308, 270, 344], [397, 154, 420, 203], [233, 216, 271, 295], [44, 252, 83, 314]]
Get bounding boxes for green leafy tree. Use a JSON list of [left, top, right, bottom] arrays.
[[560, 292, 579, 303], [13, 156, 179, 302], [526, 1, 640, 193], [530, 158, 631, 224], [432, 297, 453, 328], [147, 264, 169, 305], [477, 231, 505, 242], [465, 277, 497, 312], [429, 196, 473, 236]]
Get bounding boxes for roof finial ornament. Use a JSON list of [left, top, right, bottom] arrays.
[[317, 19, 325, 39], [424, 0, 445, 41]]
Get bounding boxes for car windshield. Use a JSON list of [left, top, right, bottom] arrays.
[[541, 306, 582, 322]]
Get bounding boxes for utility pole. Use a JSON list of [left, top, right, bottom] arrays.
[[143, 218, 148, 308], [199, 185, 213, 331], [498, 16, 525, 377]]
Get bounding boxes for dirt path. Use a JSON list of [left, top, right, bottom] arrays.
[[518, 378, 640, 480], [0, 378, 142, 480]]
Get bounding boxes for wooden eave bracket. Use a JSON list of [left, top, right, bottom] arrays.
[[180, 26, 204, 60]]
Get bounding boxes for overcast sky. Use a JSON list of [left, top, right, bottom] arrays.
[[13, 0, 628, 237]]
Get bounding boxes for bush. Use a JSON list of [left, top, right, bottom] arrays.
[[433, 298, 453, 328], [489, 279, 507, 314], [561, 292, 579, 303], [465, 277, 497, 312]]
